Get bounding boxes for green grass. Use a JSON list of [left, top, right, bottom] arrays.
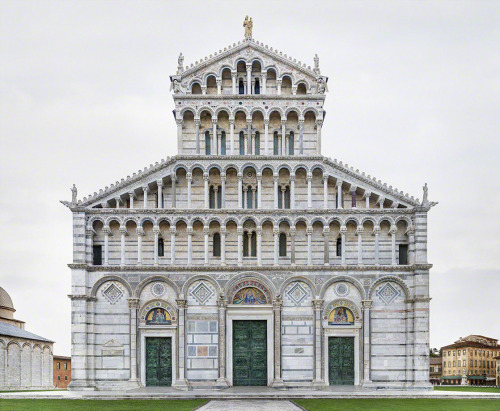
[[293, 399, 500, 411], [435, 386, 500, 393], [0, 399, 208, 411], [0, 390, 67, 393]]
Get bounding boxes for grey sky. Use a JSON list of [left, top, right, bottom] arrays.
[[1, 0, 499, 356]]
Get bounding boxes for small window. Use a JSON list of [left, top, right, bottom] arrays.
[[255, 79, 260, 94], [289, 131, 294, 155], [243, 231, 249, 257], [279, 233, 287, 257], [284, 186, 291, 209], [255, 132, 260, 155], [221, 131, 226, 155], [64, 376, 68, 381], [239, 131, 245, 155], [57, 375, 61, 380], [57, 362, 61, 370], [336, 237, 342, 257], [213, 233, 221, 257], [239, 79, 244, 95], [205, 131, 211, 155], [273, 131, 279, 155], [209, 186, 216, 209], [92, 245, 102, 266], [278, 186, 283, 209], [158, 238, 164, 257], [251, 232, 257, 257], [64, 363, 68, 370], [247, 187, 253, 209], [399, 244, 408, 265]]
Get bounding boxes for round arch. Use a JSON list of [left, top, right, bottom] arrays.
[[91, 275, 133, 298], [134, 275, 181, 299]]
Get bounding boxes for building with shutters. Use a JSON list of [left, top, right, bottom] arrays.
[[63, 18, 435, 391]]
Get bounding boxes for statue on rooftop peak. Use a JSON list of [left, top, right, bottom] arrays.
[[177, 53, 184, 74], [314, 54, 320, 75], [244, 16, 253, 40]]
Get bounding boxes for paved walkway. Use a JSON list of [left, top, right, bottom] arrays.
[[198, 400, 302, 411]]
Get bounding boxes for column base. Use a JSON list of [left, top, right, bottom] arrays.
[[172, 378, 191, 391], [312, 379, 326, 389], [214, 377, 230, 389], [361, 380, 376, 389], [270, 378, 286, 389]]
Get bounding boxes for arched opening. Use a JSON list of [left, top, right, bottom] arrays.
[[255, 131, 260, 155], [158, 237, 164, 257], [206, 75, 217, 95], [279, 233, 287, 257], [213, 233, 221, 257], [239, 79, 245, 95], [205, 131, 211, 155], [255, 79, 260, 94], [273, 131, 279, 155], [239, 131, 245, 155], [221, 131, 226, 155], [289, 131, 295, 155], [221, 68, 232, 95], [243, 230, 257, 257], [297, 82, 307, 95], [266, 68, 277, 94], [209, 186, 216, 209], [281, 76, 292, 95], [192, 82, 202, 95]]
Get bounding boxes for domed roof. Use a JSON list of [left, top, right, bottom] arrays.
[[0, 287, 14, 311]]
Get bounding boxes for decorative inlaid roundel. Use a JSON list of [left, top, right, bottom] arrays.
[[190, 281, 215, 305], [376, 282, 401, 305], [151, 282, 166, 298], [102, 283, 124, 304], [286, 282, 309, 306], [334, 283, 349, 297]]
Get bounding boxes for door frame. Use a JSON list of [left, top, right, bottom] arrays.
[[226, 305, 274, 386], [323, 326, 361, 386], [140, 329, 177, 387]]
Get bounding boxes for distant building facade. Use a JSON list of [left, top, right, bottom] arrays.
[[495, 356, 500, 387], [0, 287, 54, 390], [441, 335, 499, 386], [53, 356, 71, 388], [429, 357, 442, 385]]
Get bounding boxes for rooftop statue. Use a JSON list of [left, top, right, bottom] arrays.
[[243, 16, 253, 40]]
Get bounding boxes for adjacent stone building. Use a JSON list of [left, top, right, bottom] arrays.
[[0, 287, 54, 390], [63, 20, 435, 390], [441, 335, 499, 385]]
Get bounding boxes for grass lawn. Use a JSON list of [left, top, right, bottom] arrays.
[[435, 386, 500, 393], [293, 399, 500, 411], [0, 399, 208, 411]]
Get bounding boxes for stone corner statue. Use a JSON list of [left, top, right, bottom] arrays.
[[422, 183, 429, 205], [71, 184, 77, 205], [314, 53, 320, 75], [177, 52, 184, 74], [243, 16, 253, 40]]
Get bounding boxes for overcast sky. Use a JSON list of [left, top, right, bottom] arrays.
[[1, 1, 499, 356]]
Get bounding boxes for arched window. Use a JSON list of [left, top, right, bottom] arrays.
[[192, 83, 202, 95], [336, 237, 342, 257], [158, 238, 164, 257], [221, 131, 226, 155], [255, 131, 260, 155], [284, 186, 291, 209], [278, 185, 283, 209], [289, 131, 294, 155], [273, 131, 279, 155], [239, 131, 245, 155], [247, 187, 253, 209], [279, 233, 287, 257], [209, 186, 216, 209], [213, 233, 221, 257], [255, 79, 260, 94], [243, 230, 249, 256], [216, 187, 222, 209], [251, 232, 257, 256], [205, 131, 211, 155], [239, 79, 245, 95]]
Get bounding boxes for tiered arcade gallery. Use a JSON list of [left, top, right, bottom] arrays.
[[65, 27, 433, 391]]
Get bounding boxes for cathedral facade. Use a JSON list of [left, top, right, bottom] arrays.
[[64, 22, 434, 391]]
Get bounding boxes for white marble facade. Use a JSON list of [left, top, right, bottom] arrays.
[[64, 23, 434, 391]]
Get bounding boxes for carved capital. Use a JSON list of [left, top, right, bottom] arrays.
[[152, 226, 160, 235], [372, 226, 381, 235], [203, 172, 209, 181], [186, 226, 193, 235], [128, 298, 140, 309], [203, 226, 210, 235], [142, 186, 149, 193], [356, 226, 364, 235], [156, 179, 163, 187], [136, 227, 145, 237], [220, 226, 227, 234], [336, 180, 343, 187], [323, 227, 330, 235], [273, 296, 283, 310], [103, 226, 112, 236], [363, 191, 372, 199], [306, 226, 313, 235], [264, 118, 270, 125], [176, 299, 187, 309], [406, 225, 415, 235], [312, 299, 324, 310], [339, 225, 347, 234], [290, 227, 296, 236], [212, 118, 217, 125], [256, 226, 262, 235], [186, 172, 192, 181], [306, 172, 313, 181], [361, 300, 373, 310], [170, 227, 177, 235], [119, 226, 128, 235], [194, 118, 201, 126], [316, 119, 324, 127], [389, 225, 397, 235], [350, 185, 358, 193], [273, 227, 280, 235], [128, 192, 136, 199]]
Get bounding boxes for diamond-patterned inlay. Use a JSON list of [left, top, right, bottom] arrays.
[[376, 282, 401, 305], [190, 282, 215, 305], [286, 282, 309, 306], [102, 283, 123, 304]]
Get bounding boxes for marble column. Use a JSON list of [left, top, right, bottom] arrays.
[[270, 297, 284, 388], [212, 119, 217, 155], [237, 226, 243, 266], [171, 174, 177, 208], [221, 173, 226, 208], [408, 225, 416, 265], [246, 120, 252, 155], [187, 226, 193, 265], [220, 226, 226, 265], [307, 172, 313, 209], [204, 225, 210, 265], [204, 172, 209, 209], [390, 225, 397, 265], [373, 226, 380, 266], [246, 64, 252, 95], [153, 226, 159, 266], [115, 197, 121, 209], [142, 186, 149, 209], [173, 299, 190, 390], [281, 120, 286, 155], [195, 119, 200, 154], [290, 175, 295, 209], [356, 225, 364, 265], [103, 226, 110, 266], [323, 227, 330, 266], [273, 227, 279, 266], [137, 227, 144, 265], [362, 300, 373, 385], [215, 296, 229, 388], [157, 180, 163, 209], [277, 78, 282, 95], [316, 119, 323, 154], [280, 186, 286, 209], [186, 173, 192, 208], [231, 72, 237, 94], [128, 298, 140, 384], [216, 78, 222, 94], [251, 187, 257, 209], [299, 119, 304, 155], [264, 119, 269, 155], [85, 227, 94, 265], [307, 226, 313, 265], [273, 175, 279, 209], [378, 196, 385, 209], [176, 119, 183, 154], [312, 299, 325, 387], [170, 227, 176, 265], [340, 225, 347, 265], [214, 187, 219, 209], [257, 226, 262, 265], [238, 174, 243, 209], [336, 180, 343, 209], [119, 225, 127, 265], [261, 72, 267, 94], [243, 187, 248, 210], [257, 173, 262, 209], [230, 119, 235, 155], [290, 227, 296, 266], [350, 186, 357, 209], [364, 191, 371, 209], [128, 192, 135, 209], [323, 175, 328, 209]]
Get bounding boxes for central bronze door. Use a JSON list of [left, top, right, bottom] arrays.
[[233, 320, 267, 386], [145, 337, 172, 386], [328, 336, 355, 385]]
